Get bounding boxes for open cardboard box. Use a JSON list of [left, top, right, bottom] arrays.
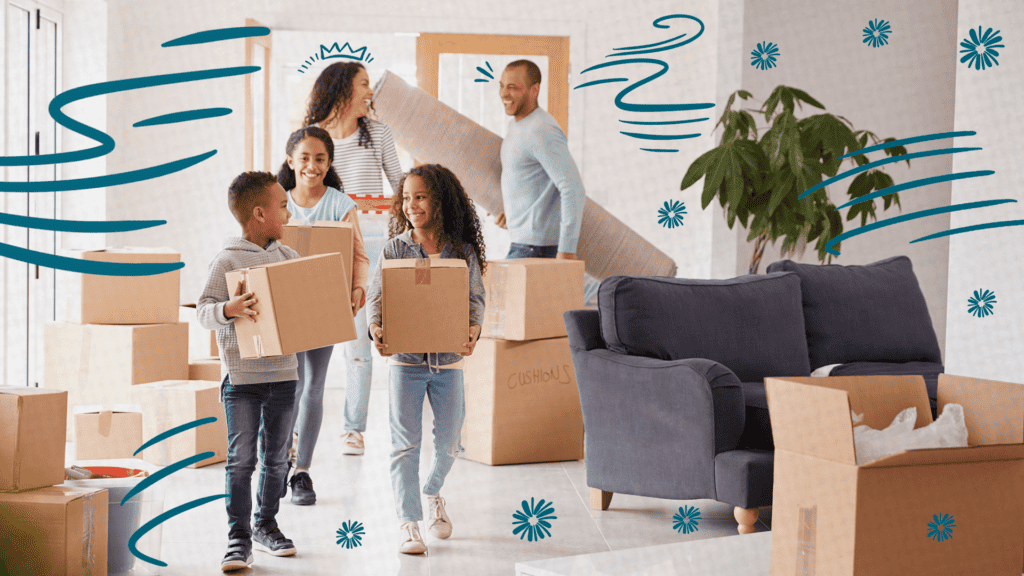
[[766, 374, 1024, 576]]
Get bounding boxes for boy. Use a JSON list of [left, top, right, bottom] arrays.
[[198, 171, 300, 572]]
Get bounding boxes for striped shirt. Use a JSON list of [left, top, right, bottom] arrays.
[[326, 118, 404, 197]]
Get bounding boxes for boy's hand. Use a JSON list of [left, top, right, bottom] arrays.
[[461, 324, 482, 356], [351, 287, 366, 314], [370, 323, 390, 356], [225, 280, 258, 322]]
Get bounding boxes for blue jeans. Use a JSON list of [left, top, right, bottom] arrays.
[[506, 243, 601, 305], [287, 346, 334, 469], [343, 231, 385, 432], [221, 377, 297, 539], [388, 365, 465, 522]]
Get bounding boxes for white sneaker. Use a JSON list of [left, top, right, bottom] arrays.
[[398, 521, 427, 554], [288, 431, 298, 465], [427, 495, 452, 539], [341, 430, 364, 456]]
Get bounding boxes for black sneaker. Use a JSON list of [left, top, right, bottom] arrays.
[[289, 471, 316, 506], [253, 525, 296, 557], [221, 537, 253, 572]]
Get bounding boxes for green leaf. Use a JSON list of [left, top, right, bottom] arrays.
[[767, 171, 794, 217], [724, 147, 745, 208], [763, 87, 783, 121], [681, 147, 718, 192], [738, 90, 753, 100], [780, 87, 796, 115], [739, 111, 759, 140], [701, 148, 730, 209], [790, 87, 826, 110]]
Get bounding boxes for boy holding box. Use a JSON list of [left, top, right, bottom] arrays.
[[197, 171, 300, 572]]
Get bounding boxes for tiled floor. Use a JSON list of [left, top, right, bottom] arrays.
[[66, 360, 771, 575]]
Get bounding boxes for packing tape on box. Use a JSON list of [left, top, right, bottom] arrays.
[[98, 410, 112, 437], [295, 225, 312, 257], [484, 262, 509, 339], [415, 257, 431, 285], [253, 335, 265, 359], [371, 70, 677, 281], [82, 490, 96, 574], [796, 505, 817, 575]]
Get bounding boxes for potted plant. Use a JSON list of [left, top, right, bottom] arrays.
[[681, 86, 911, 273]]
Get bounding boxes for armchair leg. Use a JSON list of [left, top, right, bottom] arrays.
[[734, 506, 759, 534], [590, 488, 613, 511]]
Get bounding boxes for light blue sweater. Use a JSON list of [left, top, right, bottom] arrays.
[[499, 108, 585, 254]]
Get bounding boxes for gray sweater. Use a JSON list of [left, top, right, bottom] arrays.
[[198, 237, 300, 385]]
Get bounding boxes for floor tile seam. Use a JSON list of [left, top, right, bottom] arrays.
[[561, 461, 613, 553]]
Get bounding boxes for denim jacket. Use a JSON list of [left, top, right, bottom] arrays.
[[367, 230, 486, 370]]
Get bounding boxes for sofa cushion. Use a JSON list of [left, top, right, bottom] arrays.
[[598, 274, 811, 383], [766, 256, 942, 370]]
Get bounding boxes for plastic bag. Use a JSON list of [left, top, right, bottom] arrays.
[[851, 403, 968, 465]]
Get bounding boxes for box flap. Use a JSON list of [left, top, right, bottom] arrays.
[[82, 247, 180, 263], [246, 252, 341, 270], [860, 443, 1024, 468], [0, 386, 68, 398], [765, 377, 857, 464], [938, 373, 1024, 446], [383, 258, 468, 269]]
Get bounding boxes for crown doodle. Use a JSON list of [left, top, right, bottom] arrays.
[[297, 42, 374, 73]]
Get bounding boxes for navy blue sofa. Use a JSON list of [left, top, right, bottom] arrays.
[[563, 255, 944, 533]]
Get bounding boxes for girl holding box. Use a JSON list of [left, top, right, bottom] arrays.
[[276, 126, 370, 505], [366, 164, 486, 554], [305, 61, 404, 457]]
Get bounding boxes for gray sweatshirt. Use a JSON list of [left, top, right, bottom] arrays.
[[197, 237, 299, 384]]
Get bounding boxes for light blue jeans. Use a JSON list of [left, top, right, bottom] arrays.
[[388, 365, 465, 522], [287, 346, 334, 469], [343, 231, 385, 432]]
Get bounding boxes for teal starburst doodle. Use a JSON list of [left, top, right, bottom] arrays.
[[862, 19, 891, 48], [335, 520, 365, 549], [658, 200, 687, 228], [960, 26, 1004, 71], [967, 289, 996, 318], [927, 513, 955, 542], [512, 498, 557, 542], [672, 505, 701, 534], [750, 42, 779, 70]]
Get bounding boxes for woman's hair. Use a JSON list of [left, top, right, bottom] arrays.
[[276, 126, 343, 191], [303, 62, 373, 149], [389, 164, 487, 276]]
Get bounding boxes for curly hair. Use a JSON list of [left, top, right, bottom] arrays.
[[389, 164, 487, 277], [276, 126, 343, 191], [303, 62, 373, 149], [228, 171, 278, 225]]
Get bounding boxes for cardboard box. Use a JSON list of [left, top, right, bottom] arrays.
[[73, 408, 144, 461], [44, 322, 189, 440], [226, 253, 356, 359], [188, 357, 221, 381], [481, 258, 584, 341], [0, 486, 108, 575], [460, 337, 583, 465], [130, 380, 227, 468], [281, 221, 354, 292], [180, 303, 219, 359], [766, 374, 1024, 576], [0, 387, 67, 492], [59, 247, 181, 324], [381, 258, 469, 354]]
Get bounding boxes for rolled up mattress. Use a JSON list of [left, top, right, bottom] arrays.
[[372, 70, 676, 280]]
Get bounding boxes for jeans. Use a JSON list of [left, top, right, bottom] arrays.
[[343, 231, 385, 432], [221, 377, 297, 539], [287, 346, 334, 469], [388, 365, 465, 522], [506, 243, 601, 305]]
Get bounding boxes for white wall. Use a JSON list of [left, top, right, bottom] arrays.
[[102, 0, 724, 302], [945, 0, 1024, 383], [732, 0, 959, 360]]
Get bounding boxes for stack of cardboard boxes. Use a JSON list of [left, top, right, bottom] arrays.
[[0, 387, 110, 574], [461, 259, 587, 465]]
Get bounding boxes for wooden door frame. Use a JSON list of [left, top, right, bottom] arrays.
[[244, 17, 272, 171], [416, 33, 570, 135]]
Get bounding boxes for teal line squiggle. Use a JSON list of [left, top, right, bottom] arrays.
[[128, 494, 229, 566], [621, 131, 700, 141], [134, 107, 232, 127], [0, 150, 216, 193], [620, 118, 708, 125], [579, 59, 714, 112], [0, 66, 255, 170], [0, 212, 164, 233], [0, 244, 183, 276], [839, 130, 976, 159], [608, 15, 704, 57], [575, 78, 627, 90], [162, 26, 269, 47], [120, 452, 215, 506], [134, 416, 218, 456], [826, 199, 1017, 255], [836, 170, 995, 210], [799, 147, 983, 199], [911, 219, 1024, 243]]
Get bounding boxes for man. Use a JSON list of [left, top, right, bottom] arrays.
[[496, 60, 599, 302]]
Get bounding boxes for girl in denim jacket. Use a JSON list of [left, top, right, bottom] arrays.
[[366, 164, 486, 554]]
